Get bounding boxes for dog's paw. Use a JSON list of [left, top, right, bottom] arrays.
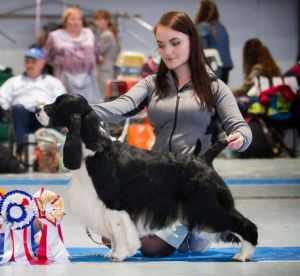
[[104, 248, 130, 261], [110, 250, 130, 262], [232, 252, 250, 262]]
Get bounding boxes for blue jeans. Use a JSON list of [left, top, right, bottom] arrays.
[[11, 105, 41, 150]]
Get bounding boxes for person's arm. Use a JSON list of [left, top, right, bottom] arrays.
[[99, 32, 114, 56], [50, 76, 67, 97], [213, 79, 252, 152], [0, 77, 14, 110], [90, 29, 101, 63], [91, 75, 155, 123], [43, 32, 55, 65]]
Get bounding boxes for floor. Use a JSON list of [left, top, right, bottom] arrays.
[[0, 158, 300, 276]]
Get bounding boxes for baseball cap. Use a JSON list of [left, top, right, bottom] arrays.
[[24, 47, 45, 60]]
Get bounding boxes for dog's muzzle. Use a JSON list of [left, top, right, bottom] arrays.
[[35, 106, 50, 126]]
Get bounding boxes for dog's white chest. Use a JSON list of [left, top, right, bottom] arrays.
[[68, 162, 110, 237]]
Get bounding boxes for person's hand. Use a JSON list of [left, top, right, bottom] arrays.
[[97, 55, 104, 64], [227, 132, 244, 151]]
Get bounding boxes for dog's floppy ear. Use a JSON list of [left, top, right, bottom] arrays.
[[81, 110, 111, 152], [63, 114, 83, 170], [75, 95, 93, 115]]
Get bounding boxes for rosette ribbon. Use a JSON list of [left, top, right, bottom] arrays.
[[0, 190, 36, 264], [33, 187, 69, 264]]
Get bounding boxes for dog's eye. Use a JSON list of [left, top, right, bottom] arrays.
[[44, 105, 53, 115]]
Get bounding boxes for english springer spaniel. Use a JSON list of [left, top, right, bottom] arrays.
[[36, 94, 258, 262]]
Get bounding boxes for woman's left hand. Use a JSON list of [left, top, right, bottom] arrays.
[[227, 132, 244, 151]]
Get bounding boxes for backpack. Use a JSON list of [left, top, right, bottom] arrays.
[[238, 116, 281, 158]]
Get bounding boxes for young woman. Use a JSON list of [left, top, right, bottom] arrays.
[[44, 7, 102, 103], [91, 11, 252, 257], [93, 10, 120, 98]]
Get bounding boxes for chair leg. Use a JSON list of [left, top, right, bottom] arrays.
[[291, 128, 297, 156], [269, 126, 296, 157]]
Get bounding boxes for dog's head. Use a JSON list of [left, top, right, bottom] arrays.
[[36, 94, 108, 152], [36, 94, 92, 128]]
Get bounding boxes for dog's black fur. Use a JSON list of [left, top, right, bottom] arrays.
[[40, 94, 258, 254]]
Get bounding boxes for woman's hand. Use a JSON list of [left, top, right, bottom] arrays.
[[97, 55, 104, 64], [227, 132, 244, 151]]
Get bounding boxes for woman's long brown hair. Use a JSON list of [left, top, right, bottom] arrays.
[[93, 10, 118, 39], [195, 0, 219, 24], [243, 38, 281, 79], [154, 11, 214, 110]]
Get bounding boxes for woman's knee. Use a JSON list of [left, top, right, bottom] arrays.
[[140, 235, 175, 257]]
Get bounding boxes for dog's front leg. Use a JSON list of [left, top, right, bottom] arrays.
[[120, 212, 141, 256], [105, 210, 135, 261]]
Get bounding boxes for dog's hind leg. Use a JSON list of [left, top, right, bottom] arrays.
[[227, 209, 258, 262], [196, 208, 257, 261]]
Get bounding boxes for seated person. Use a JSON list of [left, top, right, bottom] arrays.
[[233, 38, 281, 97], [0, 47, 66, 154]]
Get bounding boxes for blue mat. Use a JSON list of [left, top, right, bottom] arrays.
[[68, 247, 300, 262], [1, 177, 300, 186]]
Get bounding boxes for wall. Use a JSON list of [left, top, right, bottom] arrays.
[[0, 0, 298, 86]]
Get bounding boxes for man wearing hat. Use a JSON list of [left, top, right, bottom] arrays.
[[0, 47, 66, 155]]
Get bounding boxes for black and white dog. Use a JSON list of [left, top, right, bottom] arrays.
[[36, 94, 258, 262]]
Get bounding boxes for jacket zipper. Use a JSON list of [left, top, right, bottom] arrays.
[[168, 86, 180, 153]]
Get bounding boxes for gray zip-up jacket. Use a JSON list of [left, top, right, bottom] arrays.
[[92, 73, 252, 156]]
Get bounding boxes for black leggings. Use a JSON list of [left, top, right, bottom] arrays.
[[102, 234, 176, 257], [140, 235, 175, 257]]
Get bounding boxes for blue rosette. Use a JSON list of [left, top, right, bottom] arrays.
[[0, 190, 36, 230]]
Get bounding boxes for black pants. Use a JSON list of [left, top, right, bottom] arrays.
[[11, 105, 41, 152]]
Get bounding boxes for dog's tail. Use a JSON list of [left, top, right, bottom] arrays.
[[194, 139, 228, 166]]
